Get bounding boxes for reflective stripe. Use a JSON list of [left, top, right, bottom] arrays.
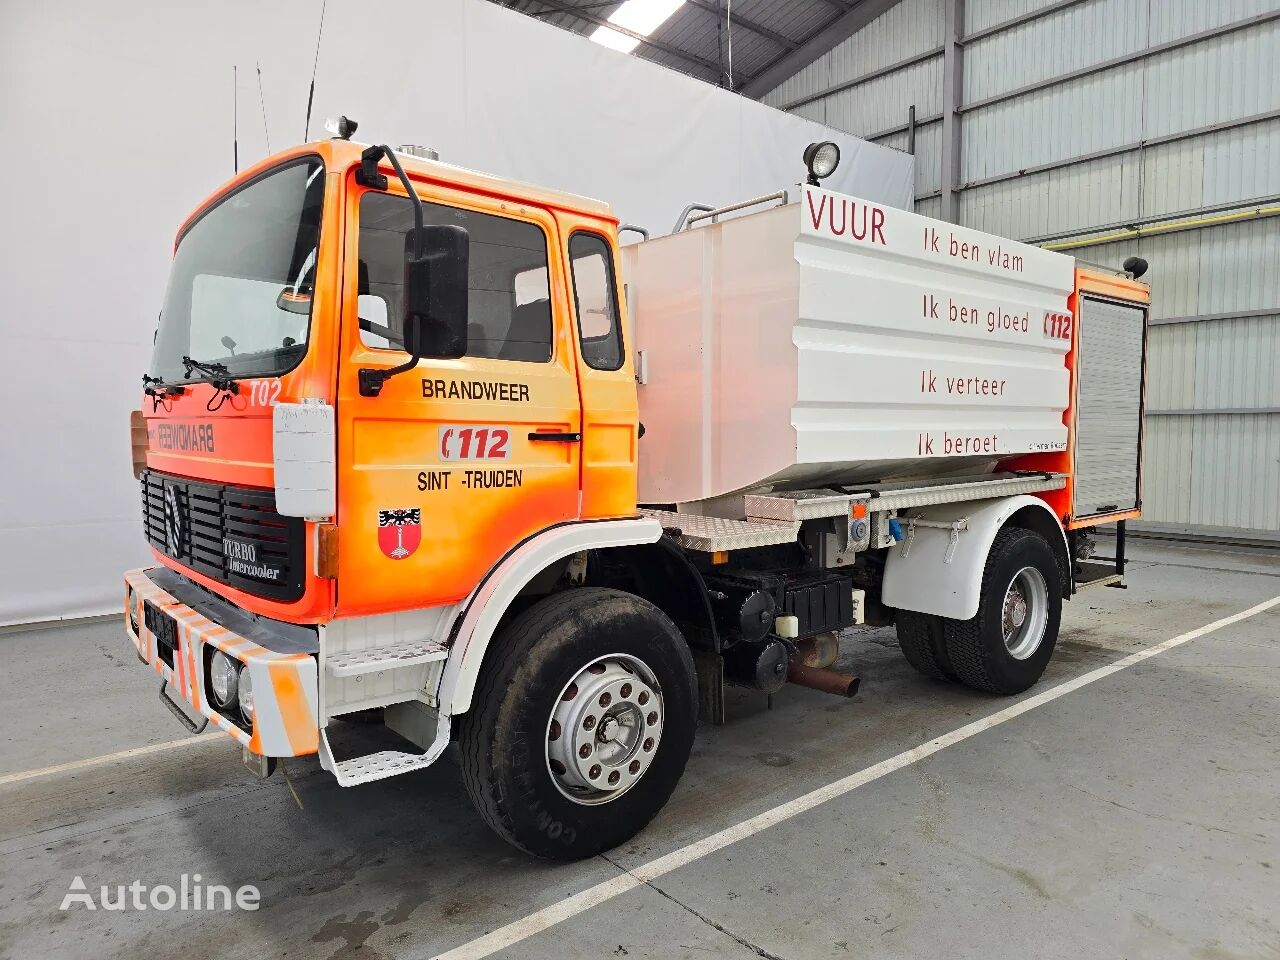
[[123, 568, 316, 756], [268, 660, 318, 756]]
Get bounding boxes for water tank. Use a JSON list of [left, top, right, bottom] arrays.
[[623, 186, 1077, 505]]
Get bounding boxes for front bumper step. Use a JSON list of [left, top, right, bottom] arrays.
[[159, 679, 209, 734]]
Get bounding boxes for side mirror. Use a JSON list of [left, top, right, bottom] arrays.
[[359, 223, 470, 397], [403, 224, 469, 359], [356, 142, 471, 397]]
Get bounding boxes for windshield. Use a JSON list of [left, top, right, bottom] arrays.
[[150, 157, 326, 384]]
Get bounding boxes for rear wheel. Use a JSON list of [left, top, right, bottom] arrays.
[[943, 527, 1062, 695], [895, 610, 956, 681], [459, 587, 697, 861]]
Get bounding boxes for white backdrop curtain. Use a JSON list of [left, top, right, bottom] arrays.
[[0, 0, 912, 626]]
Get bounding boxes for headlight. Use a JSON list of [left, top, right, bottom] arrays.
[[210, 651, 239, 708], [803, 141, 841, 184], [237, 666, 255, 724]]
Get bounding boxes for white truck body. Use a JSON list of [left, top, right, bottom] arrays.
[[625, 186, 1078, 505]]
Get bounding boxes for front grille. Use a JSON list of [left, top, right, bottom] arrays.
[[141, 470, 305, 602]]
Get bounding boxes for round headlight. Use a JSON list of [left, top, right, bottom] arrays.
[[210, 651, 239, 708], [803, 141, 841, 184], [237, 666, 255, 723]]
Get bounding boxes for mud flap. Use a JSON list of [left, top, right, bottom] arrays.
[[693, 649, 725, 726]]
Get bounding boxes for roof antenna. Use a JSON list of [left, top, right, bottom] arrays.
[[233, 65, 239, 173], [257, 61, 271, 154], [303, 0, 328, 141]]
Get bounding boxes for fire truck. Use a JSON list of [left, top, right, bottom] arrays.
[[126, 123, 1149, 859]]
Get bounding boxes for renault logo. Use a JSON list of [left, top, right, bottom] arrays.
[[163, 484, 186, 556]]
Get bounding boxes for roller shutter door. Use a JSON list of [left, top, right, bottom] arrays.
[[1073, 297, 1146, 517]]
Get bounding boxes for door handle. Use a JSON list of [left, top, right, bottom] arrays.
[[528, 431, 582, 442]]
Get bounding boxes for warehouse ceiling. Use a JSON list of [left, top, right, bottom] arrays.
[[487, 0, 901, 98]]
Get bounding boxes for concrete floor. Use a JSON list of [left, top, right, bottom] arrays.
[[1, 539, 1277, 960]]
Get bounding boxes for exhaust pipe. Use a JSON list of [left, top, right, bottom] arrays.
[[786, 661, 860, 698]]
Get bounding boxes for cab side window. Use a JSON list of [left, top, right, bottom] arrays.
[[358, 192, 552, 362], [568, 232, 624, 371]]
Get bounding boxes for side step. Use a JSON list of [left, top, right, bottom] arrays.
[[318, 710, 451, 787], [325, 639, 448, 678], [1074, 559, 1124, 591]]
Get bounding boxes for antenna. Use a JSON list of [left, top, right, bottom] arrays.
[[257, 62, 271, 154], [233, 65, 239, 173], [304, 0, 328, 141]]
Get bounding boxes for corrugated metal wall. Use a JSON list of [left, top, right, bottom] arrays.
[[764, 0, 1280, 542]]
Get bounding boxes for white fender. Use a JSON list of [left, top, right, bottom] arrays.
[[881, 495, 1067, 621], [436, 517, 663, 715]]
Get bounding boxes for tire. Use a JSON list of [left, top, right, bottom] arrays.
[[895, 610, 956, 681], [943, 527, 1062, 695], [459, 587, 698, 861]]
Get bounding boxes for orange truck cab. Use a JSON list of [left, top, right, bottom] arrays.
[[126, 130, 1149, 860]]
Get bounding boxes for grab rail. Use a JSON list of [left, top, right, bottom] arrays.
[[683, 191, 790, 230], [671, 203, 715, 233]]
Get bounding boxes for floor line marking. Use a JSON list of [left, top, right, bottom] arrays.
[[0, 732, 225, 787], [431, 594, 1280, 960]]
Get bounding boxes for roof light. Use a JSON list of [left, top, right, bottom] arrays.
[[1122, 256, 1149, 279], [323, 115, 358, 140], [803, 141, 841, 185], [591, 0, 686, 54]]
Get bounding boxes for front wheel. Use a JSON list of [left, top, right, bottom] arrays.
[[942, 527, 1062, 695], [459, 587, 697, 861]]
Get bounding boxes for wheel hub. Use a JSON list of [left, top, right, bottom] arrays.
[[546, 655, 663, 805], [1001, 566, 1049, 660], [1007, 592, 1028, 628]]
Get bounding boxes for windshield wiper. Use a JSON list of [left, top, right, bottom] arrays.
[[142, 373, 185, 397], [182, 355, 229, 379], [141, 373, 187, 411], [181, 355, 240, 394]]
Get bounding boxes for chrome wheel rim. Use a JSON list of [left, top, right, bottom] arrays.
[[1002, 566, 1048, 660], [546, 653, 663, 806]]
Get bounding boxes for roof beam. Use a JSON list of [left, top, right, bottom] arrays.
[[684, 0, 799, 51], [739, 0, 906, 99], [529, 0, 620, 16]]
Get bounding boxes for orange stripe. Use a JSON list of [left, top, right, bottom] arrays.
[[211, 714, 250, 746], [267, 661, 315, 755], [186, 624, 202, 711], [175, 624, 189, 692]]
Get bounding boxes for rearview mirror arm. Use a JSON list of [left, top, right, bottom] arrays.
[[358, 144, 426, 397]]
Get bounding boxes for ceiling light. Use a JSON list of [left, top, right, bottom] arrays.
[[590, 0, 686, 54]]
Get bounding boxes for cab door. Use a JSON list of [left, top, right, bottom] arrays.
[[335, 173, 582, 617], [559, 218, 640, 520]]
